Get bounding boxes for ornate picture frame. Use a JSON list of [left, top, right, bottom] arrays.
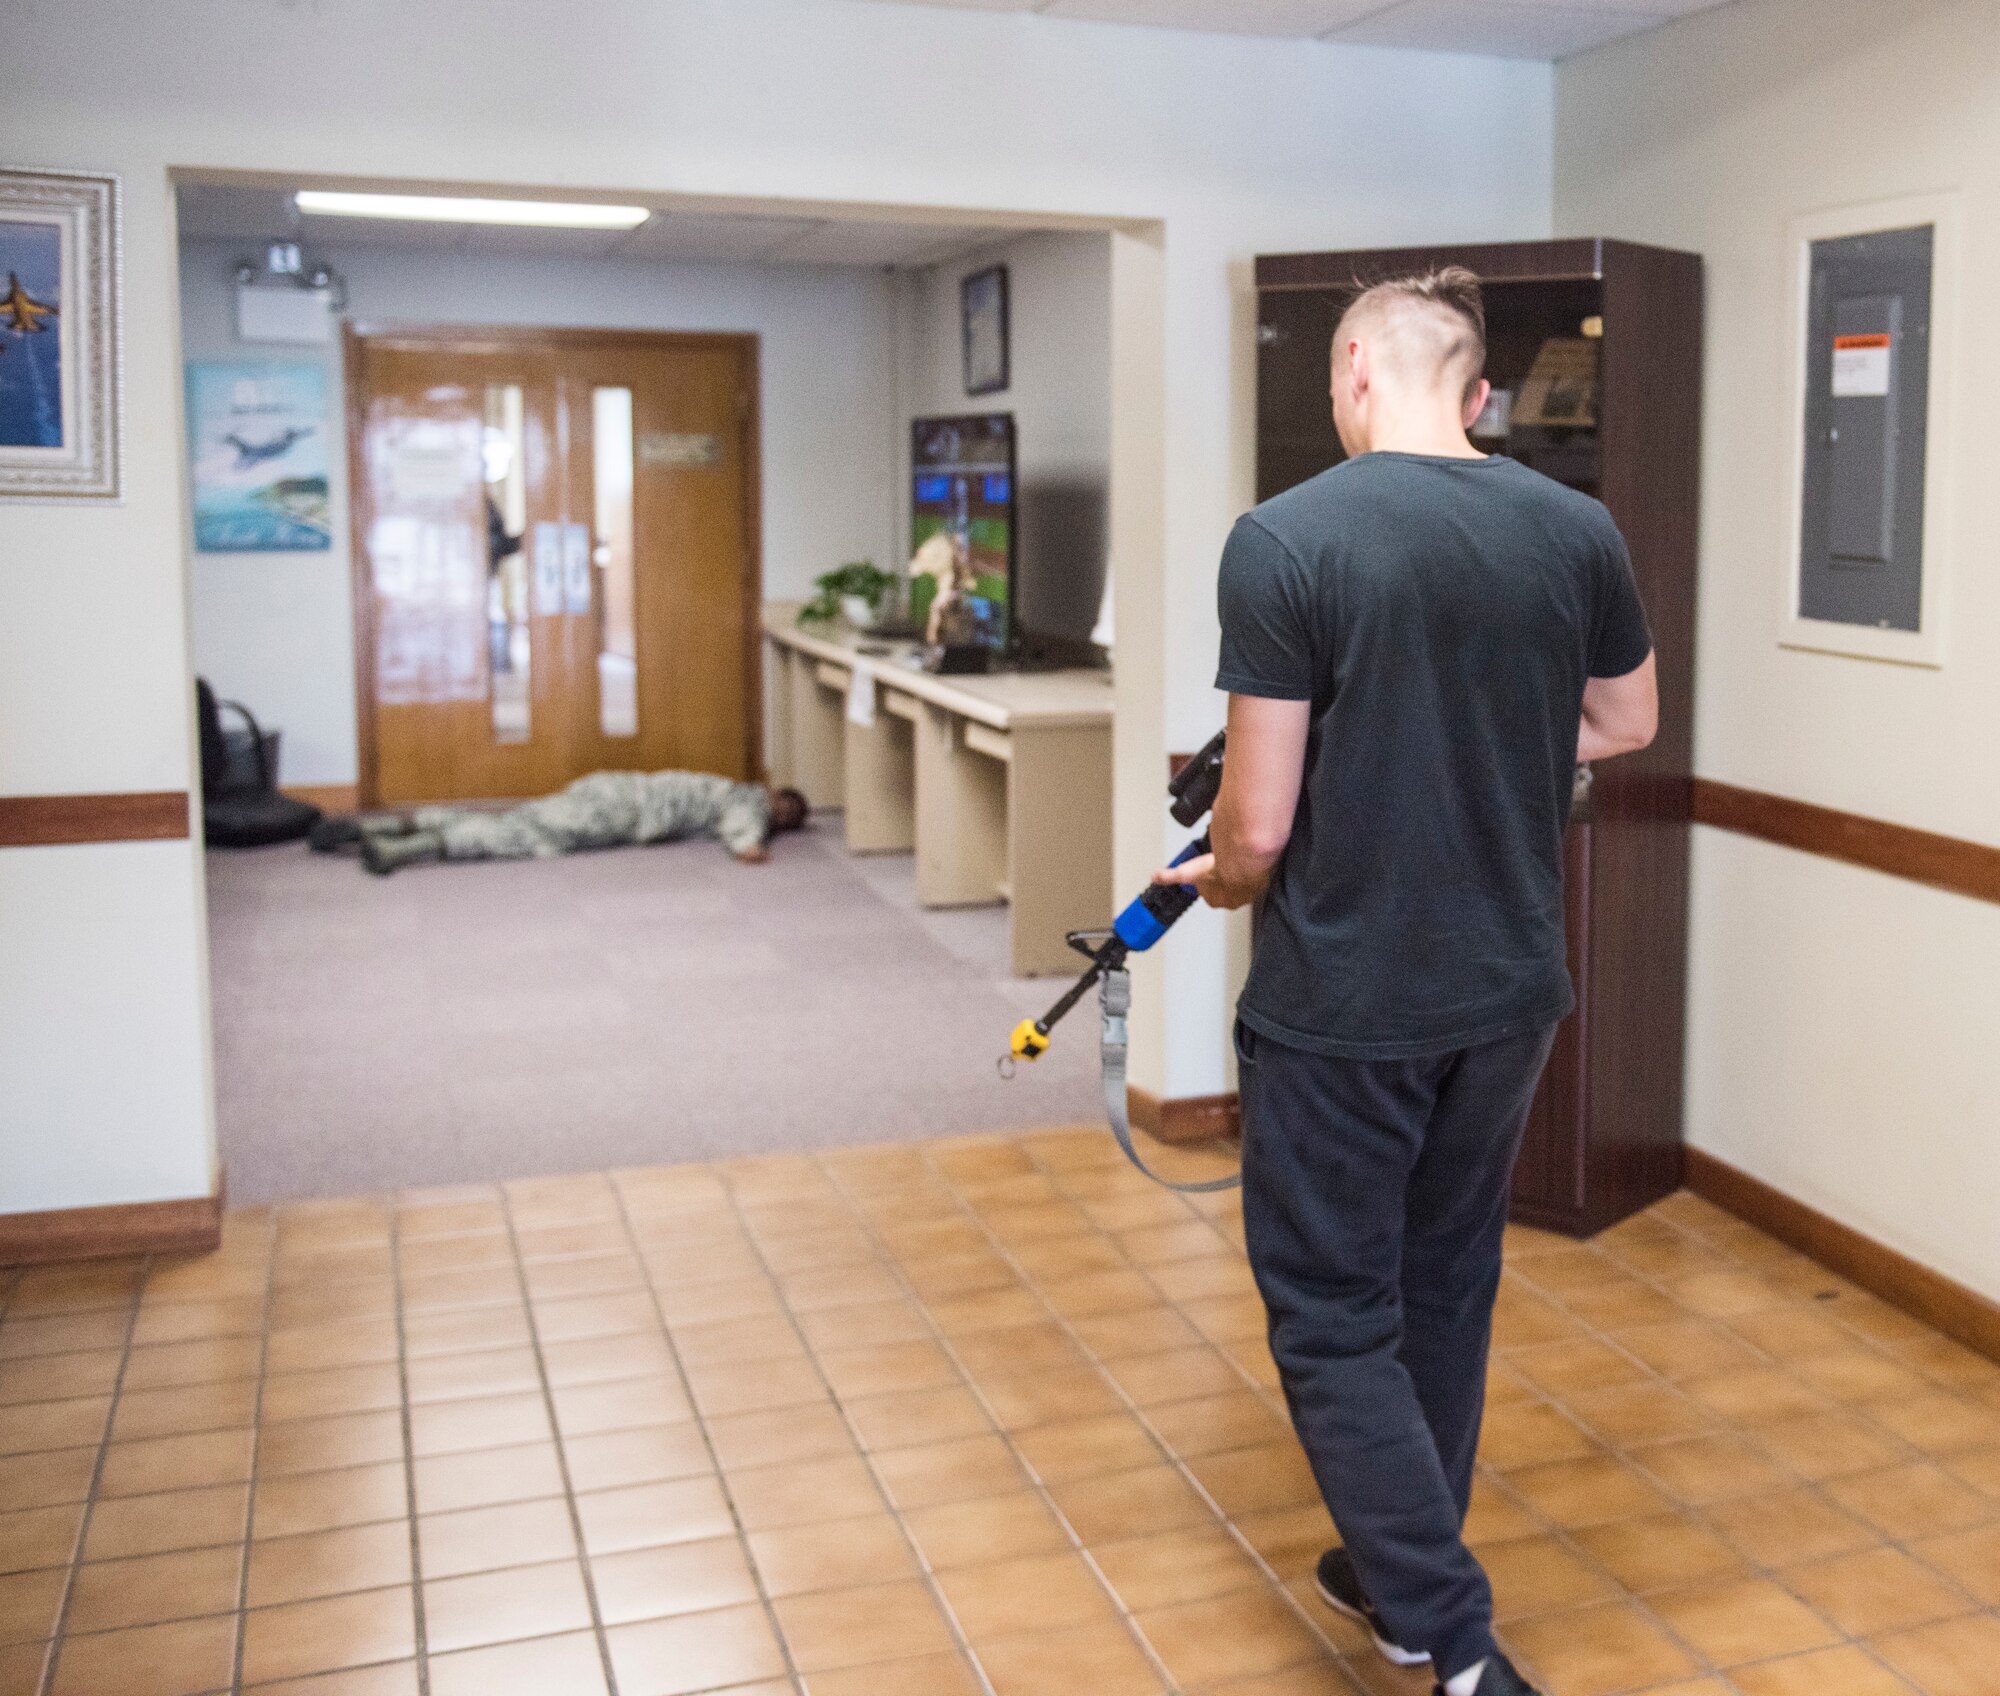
[[0, 167, 122, 502], [962, 264, 1010, 397]]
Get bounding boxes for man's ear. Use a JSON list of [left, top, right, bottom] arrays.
[[1342, 338, 1368, 401], [1461, 376, 1492, 432]]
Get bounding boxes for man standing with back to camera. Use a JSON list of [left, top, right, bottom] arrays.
[[1156, 269, 1657, 1696]]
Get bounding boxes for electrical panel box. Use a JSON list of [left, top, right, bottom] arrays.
[[1798, 224, 1933, 631]]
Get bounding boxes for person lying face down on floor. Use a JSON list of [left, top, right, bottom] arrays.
[[311, 769, 810, 874]]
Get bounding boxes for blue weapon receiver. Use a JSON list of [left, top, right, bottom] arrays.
[[1003, 730, 1224, 1069]]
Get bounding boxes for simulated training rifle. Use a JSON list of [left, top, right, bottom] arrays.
[[998, 727, 1240, 1192]]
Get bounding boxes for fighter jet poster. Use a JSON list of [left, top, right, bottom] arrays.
[[186, 362, 332, 551], [0, 220, 64, 451]]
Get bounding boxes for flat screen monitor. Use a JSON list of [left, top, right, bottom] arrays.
[[911, 413, 1014, 654]]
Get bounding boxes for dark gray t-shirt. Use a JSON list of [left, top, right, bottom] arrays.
[[1217, 451, 1653, 1059]]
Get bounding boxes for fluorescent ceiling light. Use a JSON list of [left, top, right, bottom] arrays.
[[294, 190, 650, 230]]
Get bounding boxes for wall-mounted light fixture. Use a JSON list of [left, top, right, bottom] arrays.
[[232, 240, 347, 345]]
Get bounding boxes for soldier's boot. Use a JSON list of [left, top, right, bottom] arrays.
[[363, 829, 446, 876], [309, 814, 365, 854]]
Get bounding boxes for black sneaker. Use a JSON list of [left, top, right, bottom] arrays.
[[1314, 1547, 1430, 1666], [1435, 1653, 1542, 1696]]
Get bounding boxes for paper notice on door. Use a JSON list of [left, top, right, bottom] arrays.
[[387, 422, 478, 506], [1832, 333, 1893, 398], [846, 665, 876, 728], [563, 522, 592, 614], [532, 521, 564, 615]]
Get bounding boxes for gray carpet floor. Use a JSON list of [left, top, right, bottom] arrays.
[[206, 817, 1100, 1203]]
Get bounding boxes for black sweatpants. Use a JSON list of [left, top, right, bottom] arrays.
[[1237, 1017, 1558, 1682]]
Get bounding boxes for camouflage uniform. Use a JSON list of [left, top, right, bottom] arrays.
[[374, 771, 772, 864]]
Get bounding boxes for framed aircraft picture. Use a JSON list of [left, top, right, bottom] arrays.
[[186, 363, 332, 551], [0, 167, 121, 502]]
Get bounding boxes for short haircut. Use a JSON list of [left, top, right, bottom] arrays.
[[1335, 267, 1488, 405]]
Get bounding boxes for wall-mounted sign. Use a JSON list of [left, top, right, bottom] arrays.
[[532, 520, 564, 615], [1831, 332, 1892, 399], [563, 521, 592, 613], [639, 430, 722, 469]]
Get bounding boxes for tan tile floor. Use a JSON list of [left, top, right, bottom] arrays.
[[2, 1126, 1999, 1696]]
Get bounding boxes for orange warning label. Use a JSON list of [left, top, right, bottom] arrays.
[[1834, 333, 1893, 350]]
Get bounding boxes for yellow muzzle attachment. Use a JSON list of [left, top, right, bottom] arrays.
[[1009, 1019, 1050, 1062]]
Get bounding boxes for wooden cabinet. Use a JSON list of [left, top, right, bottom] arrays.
[[1252, 238, 1701, 1237]]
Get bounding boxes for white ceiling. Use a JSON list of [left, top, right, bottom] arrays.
[[179, 0, 1732, 261], [176, 183, 1035, 270], [854, 0, 1737, 61]]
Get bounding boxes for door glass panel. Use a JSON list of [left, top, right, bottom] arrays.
[[368, 411, 485, 708], [593, 386, 638, 739], [484, 384, 530, 743]]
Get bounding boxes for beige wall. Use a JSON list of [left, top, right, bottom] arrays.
[[1557, 0, 2000, 1300], [897, 230, 1113, 652], [0, 0, 1553, 1215]]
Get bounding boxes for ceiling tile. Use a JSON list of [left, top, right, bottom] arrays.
[[175, 184, 301, 241], [1040, 0, 1391, 37], [611, 213, 826, 264], [838, 0, 1739, 56], [771, 220, 1014, 266], [446, 223, 633, 260], [1325, 0, 1666, 58], [1474, 0, 1720, 13], [295, 213, 470, 254]]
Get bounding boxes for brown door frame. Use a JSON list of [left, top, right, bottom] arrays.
[[342, 323, 764, 807]]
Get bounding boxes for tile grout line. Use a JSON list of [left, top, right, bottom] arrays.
[[384, 1196, 435, 1696], [704, 1162, 1013, 1696], [602, 1172, 810, 1696], [224, 1213, 282, 1696], [1442, 1214, 1920, 1690], [805, 1150, 1194, 1696], [1339, 1217, 1807, 1691], [34, 1256, 151, 1696], [1023, 1151, 1298, 1419], [492, 1185, 625, 1696], [1508, 1210, 1983, 1689], [3, 1159, 1992, 1696], [1042, 1165, 1947, 1691], [909, 1141, 1364, 1688], [1064, 1184, 1558, 1680]]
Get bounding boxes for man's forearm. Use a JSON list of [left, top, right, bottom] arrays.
[[1152, 694, 1309, 913], [1208, 811, 1285, 903], [1577, 719, 1648, 763]]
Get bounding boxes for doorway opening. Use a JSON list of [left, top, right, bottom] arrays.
[[176, 170, 1161, 1204]]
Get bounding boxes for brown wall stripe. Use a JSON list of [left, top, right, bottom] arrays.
[[0, 791, 191, 848], [0, 1183, 224, 1268], [1685, 1147, 2000, 1364], [1127, 1085, 1241, 1148], [1693, 777, 2000, 907]]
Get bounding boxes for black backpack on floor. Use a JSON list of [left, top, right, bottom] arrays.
[[196, 678, 322, 848]]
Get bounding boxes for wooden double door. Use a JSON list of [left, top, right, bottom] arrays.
[[348, 327, 759, 804]]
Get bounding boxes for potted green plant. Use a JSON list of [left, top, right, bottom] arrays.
[[799, 561, 895, 629]]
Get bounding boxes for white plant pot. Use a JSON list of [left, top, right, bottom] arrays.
[[840, 594, 879, 630]]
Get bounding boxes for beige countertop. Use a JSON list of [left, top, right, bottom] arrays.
[[762, 602, 1113, 731]]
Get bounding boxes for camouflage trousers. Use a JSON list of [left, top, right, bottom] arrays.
[[381, 770, 769, 861]]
